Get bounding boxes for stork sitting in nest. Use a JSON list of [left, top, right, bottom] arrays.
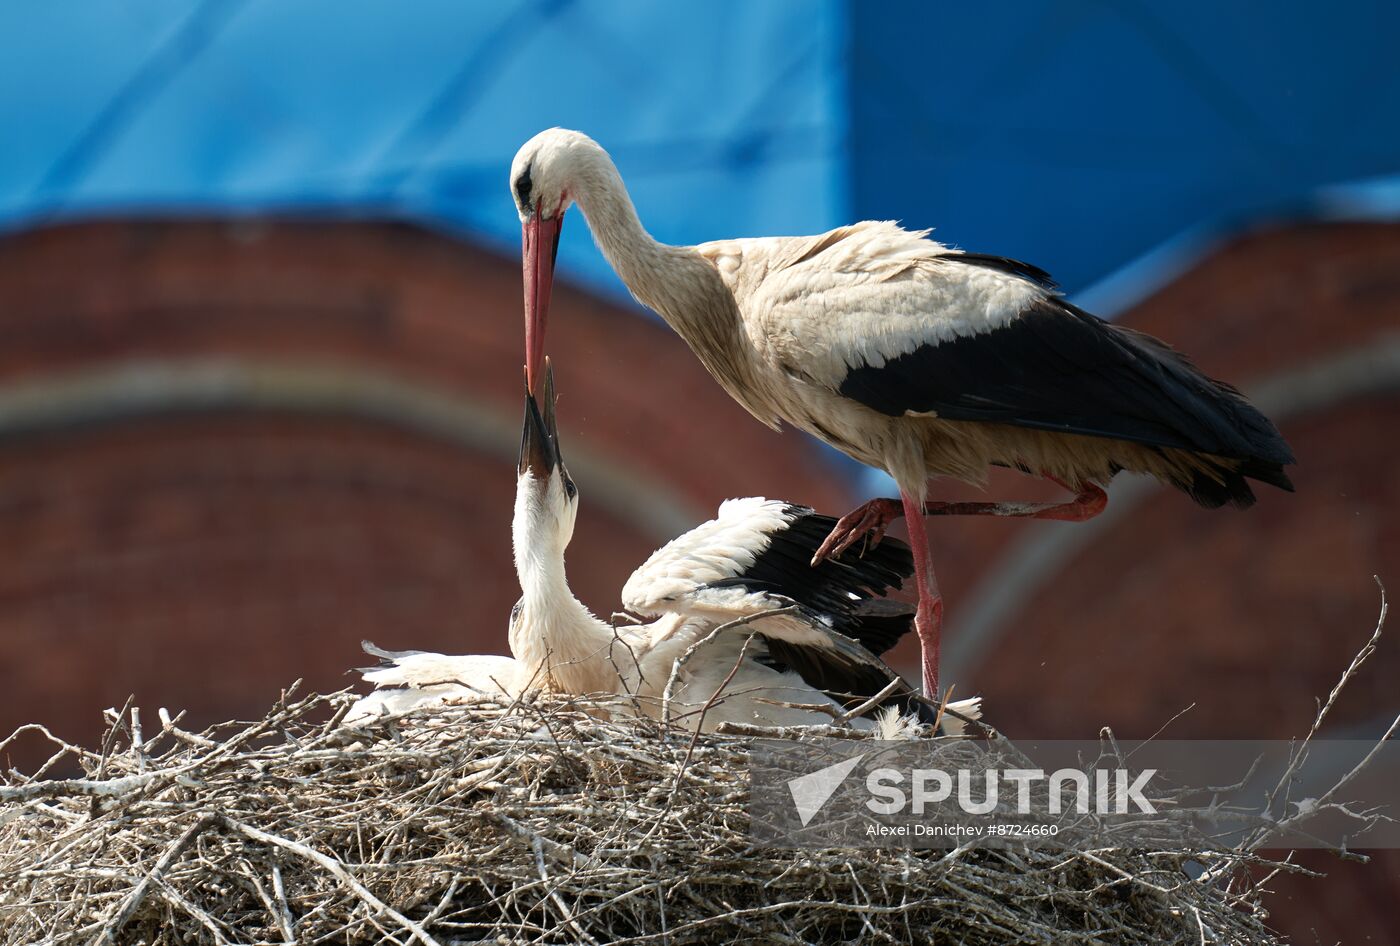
[[511, 364, 977, 733]]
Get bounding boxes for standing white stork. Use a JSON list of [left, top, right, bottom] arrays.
[[511, 128, 1295, 700], [512, 365, 978, 734]]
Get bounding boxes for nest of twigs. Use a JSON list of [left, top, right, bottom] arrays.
[[0, 687, 1293, 945]]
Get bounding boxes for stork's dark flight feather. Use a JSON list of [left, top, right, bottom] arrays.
[[356, 639, 428, 676], [701, 505, 916, 653], [839, 298, 1294, 507], [945, 252, 1059, 292], [759, 630, 935, 724]]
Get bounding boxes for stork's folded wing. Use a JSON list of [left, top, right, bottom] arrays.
[[620, 497, 914, 643]]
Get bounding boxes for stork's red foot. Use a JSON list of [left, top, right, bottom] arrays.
[[810, 497, 904, 565]]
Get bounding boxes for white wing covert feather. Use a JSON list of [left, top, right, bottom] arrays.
[[700, 220, 1049, 390], [620, 497, 802, 619]]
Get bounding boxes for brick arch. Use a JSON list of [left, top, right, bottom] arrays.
[[0, 219, 855, 515], [0, 356, 705, 542]]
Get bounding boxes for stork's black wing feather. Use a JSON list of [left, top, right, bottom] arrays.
[[947, 252, 1059, 292], [354, 640, 422, 675], [839, 298, 1294, 507], [841, 599, 917, 657], [702, 506, 916, 654]]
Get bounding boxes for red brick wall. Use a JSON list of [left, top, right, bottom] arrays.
[[0, 219, 856, 762]]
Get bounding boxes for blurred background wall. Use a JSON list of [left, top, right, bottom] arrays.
[[1, 3, 1397, 939]]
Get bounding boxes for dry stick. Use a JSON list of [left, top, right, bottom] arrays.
[[23, 694, 322, 807], [713, 721, 872, 741], [531, 835, 603, 946], [493, 813, 589, 869], [4, 726, 98, 784], [929, 684, 960, 735], [93, 812, 217, 946], [1244, 582, 1387, 852], [324, 694, 355, 732], [832, 676, 905, 727], [0, 723, 91, 760], [686, 631, 760, 740], [748, 695, 851, 720], [157, 707, 216, 748], [1251, 709, 1400, 855], [129, 708, 144, 776], [220, 816, 444, 946], [1, 774, 157, 803], [88, 696, 134, 818], [240, 861, 295, 946], [605, 615, 646, 694], [420, 877, 461, 928], [153, 883, 230, 944], [1140, 702, 1199, 748]]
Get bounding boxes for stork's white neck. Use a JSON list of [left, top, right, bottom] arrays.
[[510, 494, 617, 694], [567, 145, 761, 412]]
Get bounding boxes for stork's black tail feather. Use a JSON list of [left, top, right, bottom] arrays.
[[1181, 457, 1296, 509]]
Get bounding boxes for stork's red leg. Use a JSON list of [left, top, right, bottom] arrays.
[[812, 481, 1108, 565], [899, 488, 942, 699], [923, 482, 1108, 522]]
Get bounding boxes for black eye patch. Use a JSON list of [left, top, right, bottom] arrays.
[[564, 477, 577, 499], [514, 164, 533, 209]]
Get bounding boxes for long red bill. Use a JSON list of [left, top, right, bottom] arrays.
[[522, 210, 563, 395]]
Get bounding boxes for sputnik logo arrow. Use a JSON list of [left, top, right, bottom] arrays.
[[787, 753, 866, 827]]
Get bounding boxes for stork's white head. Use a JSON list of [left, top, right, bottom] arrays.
[[511, 128, 608, 223], [514, 361, 579, 575], [511, 129, 616, 396]]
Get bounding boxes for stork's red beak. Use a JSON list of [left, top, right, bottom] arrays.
[[522, 209, 563, 395]]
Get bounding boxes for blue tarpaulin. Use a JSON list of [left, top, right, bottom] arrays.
[[2, 1, 1397, 305]]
